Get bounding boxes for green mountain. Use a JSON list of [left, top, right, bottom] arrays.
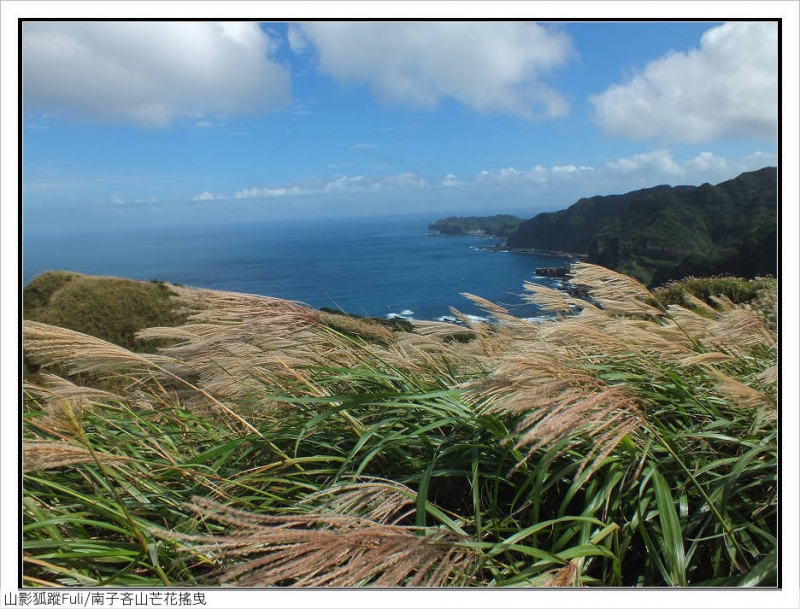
[[430, 214, 522, 237], [505, 167, 777, 286]]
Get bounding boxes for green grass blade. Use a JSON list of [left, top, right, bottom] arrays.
[[650, 467, 687, 586]]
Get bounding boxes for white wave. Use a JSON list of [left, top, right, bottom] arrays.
[[400, 309, 414, 316], [463, 314, 490, 324]]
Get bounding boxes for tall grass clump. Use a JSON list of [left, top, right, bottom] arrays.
[[22, 265, 777, 587]]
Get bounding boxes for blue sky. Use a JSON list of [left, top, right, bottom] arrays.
[[21, 19, 779, 231]]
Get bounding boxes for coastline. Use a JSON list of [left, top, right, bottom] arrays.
[[473, 242, 588, 261]]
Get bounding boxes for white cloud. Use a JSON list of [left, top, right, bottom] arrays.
[[476, 163, 594, 186], [324, 176, 364, 192], [286, 24, 309, 53], [379, 173, 429, 190], [192, 191, 222, 201], [227, 172, 429, 201], [107, 194, 159, 205], [590, 22, 777, 143], [442, 174, 463, 187], [290, 22, 573, 119], [551, 164, 595, 174], [23, 22, 291, 127], [602, 149, 774, 188], [605, 150, 683, 176], [234, 186, 305, 199]]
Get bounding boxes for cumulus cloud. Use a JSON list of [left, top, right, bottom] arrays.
[[23, 21, 291, 127], [590, 22, 777, 143], [605, 150, 683, 176], [288, 22, 573, 119], [602, 149, 774, 189]]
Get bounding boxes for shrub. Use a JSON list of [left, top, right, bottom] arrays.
[[651, 275, 775, 310], [23, 272, 190, 351]]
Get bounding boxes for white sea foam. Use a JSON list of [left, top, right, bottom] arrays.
[[400, 309, 414, 316], [464, 314, 490, 324]]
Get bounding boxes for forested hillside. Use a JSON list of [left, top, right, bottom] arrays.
[[506, 167, 777, 286], [430, 214, 522, 237]]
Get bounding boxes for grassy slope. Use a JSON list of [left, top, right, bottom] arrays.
[[23, 272, 191, 351], [21, 268, 778, 587]]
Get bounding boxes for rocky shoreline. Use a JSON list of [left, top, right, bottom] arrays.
[[473, 242, 588, 261]]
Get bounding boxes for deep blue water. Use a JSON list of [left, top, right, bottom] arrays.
[[23, 214, 570, 322]]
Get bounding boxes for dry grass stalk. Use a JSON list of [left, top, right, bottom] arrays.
[[542, 560, 580, 587], [24, 374, 126, 405], [411, 320, 477, 342], [681, 291, 722, 316], [537, 316, 634, 358], [603, 318, 696, 363], [705, 369, 776, 414], [460, 293, 517, 323], [23, 320, 175, 375], [301, 480, 417, 525], [522, 280, 595, 315], [707, 308, 775, 348], [24, 320, 261, 436], [570, 263, 662, 317], [27, 398, 86, 438], [757, 365, 777, 386], [679, 352, 737, 367], [162, 497, 476, 587], [664, 305, 716, 340], [708, 294, 736, 311], [469, 351, 644, 476], [23, 440, 128, 473]]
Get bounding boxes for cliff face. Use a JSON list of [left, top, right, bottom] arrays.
[[505, 167, 777, 286]]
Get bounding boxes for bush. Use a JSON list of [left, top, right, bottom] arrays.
[[23, 272, 189, 351], [651, 275, 775, 309]]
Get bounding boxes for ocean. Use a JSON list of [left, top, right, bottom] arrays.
[[22, 214, 571, 322]]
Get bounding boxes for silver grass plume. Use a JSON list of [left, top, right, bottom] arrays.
[[159, 496, 477, 587], [23, 320, 261, 436]]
